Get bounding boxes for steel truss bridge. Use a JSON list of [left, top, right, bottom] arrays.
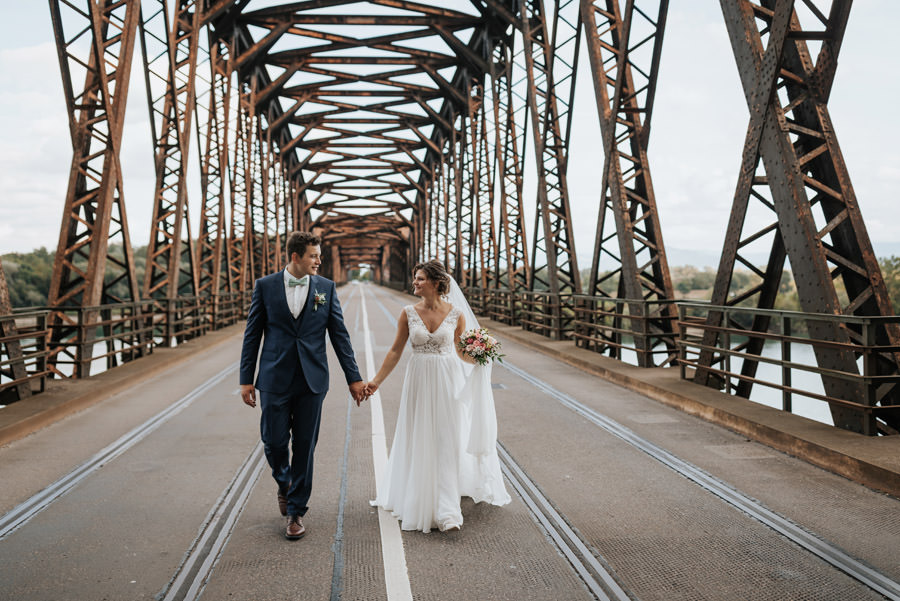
[[0, 0, 898, 436]]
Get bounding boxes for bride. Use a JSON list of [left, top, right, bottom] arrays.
[[365, 260, 510, 532]]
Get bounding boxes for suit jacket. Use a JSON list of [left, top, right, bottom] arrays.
[[239, 271, 362, 394]]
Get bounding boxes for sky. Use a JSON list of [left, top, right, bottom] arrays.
[[1, 2, 898, 268]]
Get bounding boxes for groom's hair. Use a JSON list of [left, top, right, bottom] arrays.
[[287, 231, 321, 260], [413, 260, 451, 296]]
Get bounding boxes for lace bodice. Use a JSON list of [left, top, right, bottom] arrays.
[[405, 305, 460, 355]]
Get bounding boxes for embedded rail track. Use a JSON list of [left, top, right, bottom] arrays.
[[366, 285, 900, 601]]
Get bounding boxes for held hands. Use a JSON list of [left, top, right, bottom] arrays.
[[349, 380, 368, 406], [349, 380, 380, 406]]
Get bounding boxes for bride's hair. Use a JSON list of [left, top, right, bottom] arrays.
[[413, 260, 451, 296]]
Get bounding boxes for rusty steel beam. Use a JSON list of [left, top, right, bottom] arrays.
[[473, 82, 498, 290], [581, 0, 675, 366], [438, 158, 451, 269], [196, 34, 233, 299], [249, 117, 272, 277], [140, 0, 202, 300], [696, 0, 900, 435], [491, 34, 531, 293], [48, 0, 142, 376], [445, 116, 462, 279], [519, 0, 582, 294], [228, 93, 256, 293]]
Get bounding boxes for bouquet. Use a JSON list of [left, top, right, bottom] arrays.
[[457, 328, 504, 366]]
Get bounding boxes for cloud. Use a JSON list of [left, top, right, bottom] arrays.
[[0, 43, 70, 253], [0, 39, 174, 254]]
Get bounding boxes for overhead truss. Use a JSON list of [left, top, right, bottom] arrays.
[[40, 0, 898, 435]]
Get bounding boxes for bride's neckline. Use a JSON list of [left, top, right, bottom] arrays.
[[412, 304, 453, 335]]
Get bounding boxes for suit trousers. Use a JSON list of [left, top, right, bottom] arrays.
[[259, 368, 327, 516]]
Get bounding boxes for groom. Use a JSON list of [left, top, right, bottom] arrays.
[[240, 231, 367, 540]]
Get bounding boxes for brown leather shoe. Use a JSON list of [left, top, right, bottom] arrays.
[[277, 491, 287, 516], [285, 515, 306, 540]]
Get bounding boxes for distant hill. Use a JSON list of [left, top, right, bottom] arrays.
[[665, 242, 900, 271]]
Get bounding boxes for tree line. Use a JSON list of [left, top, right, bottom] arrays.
[[1, 246, 148, 309], [2, 246, 899, 313]]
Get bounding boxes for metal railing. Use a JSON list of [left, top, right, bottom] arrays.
[[677, 302, 900, 436], [0, 292, 252, 402], [4, 288, 899, 436], [572, 296, 678, 367], [46, 300, 158, 379], [517, 291, 573, 340], [0, 310, 51, 402], [462, 287, 488, 315], [484, 288, 520, 325]]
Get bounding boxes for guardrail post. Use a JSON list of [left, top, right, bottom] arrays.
[[678, 304, 687, 380], [36, 312, 48, 393], [781, 315, 792, 413], [637, 300, 650, 367], [862, 319, 877, 436], [75, 308, 86, 379], [166, 299, 175, 347], [210, 294, 219, 331], [723, 324, 732, 395]]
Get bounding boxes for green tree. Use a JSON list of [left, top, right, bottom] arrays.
[[1, 247, 54, 308], [880, 255, 900, 313]]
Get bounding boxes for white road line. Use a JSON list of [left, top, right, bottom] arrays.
[[359, 286, 414, 601]]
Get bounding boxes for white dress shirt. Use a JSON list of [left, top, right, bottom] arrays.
[[283, 270, 309, 319]]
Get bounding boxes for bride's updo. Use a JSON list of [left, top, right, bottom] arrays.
[[413, 260, 451, 296]]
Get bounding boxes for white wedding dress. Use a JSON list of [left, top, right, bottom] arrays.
[[372, 304, 510, 532]]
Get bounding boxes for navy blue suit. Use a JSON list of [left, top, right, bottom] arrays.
[[240, 271, 361, 516]]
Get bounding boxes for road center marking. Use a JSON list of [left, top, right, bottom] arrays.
[[359, 285, 413, 601]]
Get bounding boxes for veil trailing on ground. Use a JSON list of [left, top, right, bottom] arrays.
[[447, 276, 498, 458]]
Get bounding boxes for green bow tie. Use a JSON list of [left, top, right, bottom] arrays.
[[288, 275, 309, 287]]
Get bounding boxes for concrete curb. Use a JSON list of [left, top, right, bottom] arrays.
[[484, 319, 900, 499]]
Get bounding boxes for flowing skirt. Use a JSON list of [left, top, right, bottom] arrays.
[[372, 352, 510, 533]]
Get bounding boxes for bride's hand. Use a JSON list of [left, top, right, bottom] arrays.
[[365, 381, 380, 397], [457, 350, 476, 364]]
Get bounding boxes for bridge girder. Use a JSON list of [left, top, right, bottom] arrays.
[[40, 0, 900, 435]]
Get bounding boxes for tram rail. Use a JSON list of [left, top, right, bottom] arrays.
[[366, 284, 900, 601]]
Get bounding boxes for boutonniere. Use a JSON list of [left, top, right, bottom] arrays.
[[313, 290, 327, 311]]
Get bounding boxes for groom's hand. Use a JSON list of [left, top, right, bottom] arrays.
[[240, 384, 257, 408], [349, 380, 366, 406]]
